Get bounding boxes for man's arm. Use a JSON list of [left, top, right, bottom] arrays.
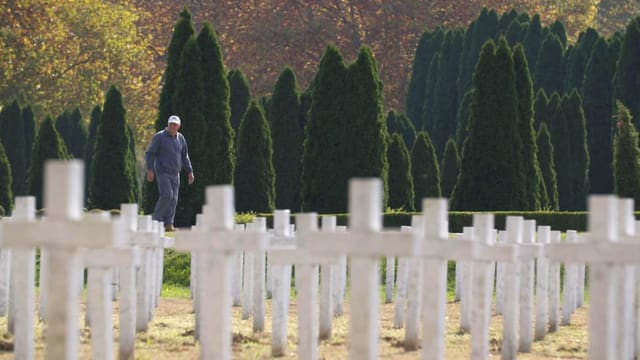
[[180, 134, 195, 184]]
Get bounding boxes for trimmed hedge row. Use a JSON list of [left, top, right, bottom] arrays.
[[254, 211, 589, 232]]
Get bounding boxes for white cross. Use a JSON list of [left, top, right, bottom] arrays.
[[3, 160, 125, 360], [173, 185, 269, 360]]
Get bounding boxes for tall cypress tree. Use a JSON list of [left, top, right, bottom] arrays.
[[497, 9, 518, 37], [269, 67, 303, 211], [125, 123, 140, 204], [143, 8, 195, 215], [534, 34, 565, 95], [514, 43, 542, 210], [614, 18, 640, 128], [533, 88, 549, 130], [537, 122, 558, 210], [0, 100, 26, 196], [302, 45, 349, 212], [406, 27, 445, 129], [198, 22, 234, 187], [431, 28, 464, 156], [422, 53, 440, 132], [88, 86, 137, 210], [22, 105, 35, 172], [54, 110, 73, 151], [547, 92, 572, 210], [549, 20, 568, 48], [228, 69, 251, 132], [28, 116, 69, 209], [451, 38, 525, 211], [565, 28, 599, 92], [411, 131, 441, 210], [564, 90, 590, 210], [583, 38, 616, 193], [523, 14, 544, 75], [386, 110, 416, 149], [613, 101, 640, 208], [455, 89, 473, 147], [505, 20, 527, 46], [344, 46, 389, 208], [387, 133, 414, 211], [441, 138, 460, 198], [85, 106, 101, 200], [68, 108, 88, 159], [234, 101, 275, 212], [173, 37, 206, 227], [0, 141, 12, 215]]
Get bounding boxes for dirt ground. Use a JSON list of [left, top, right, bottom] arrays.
[[0, 293, 587, 359]]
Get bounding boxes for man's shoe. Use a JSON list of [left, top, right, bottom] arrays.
[[164, 224, 176, 232]]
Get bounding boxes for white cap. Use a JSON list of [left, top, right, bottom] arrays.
[[168, 115, 181, 125]]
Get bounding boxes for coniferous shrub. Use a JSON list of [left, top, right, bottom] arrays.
[[565, 28, 599, 92], [514, 43, 542, 210], [411, 131, 441, 211], [234, 101, 275, 212], [534, 34, 565, 96], [455, 89, 473, 147], [84, 106, 101, 199], [549, 20, 568, 48], [88, 86, 138, 210], [537, 122, 558, 210], [269, 67, 303, 211], [173, 37, 206, 227], [387, 133, 414, 211], [28, 116, 69, 209], [228, 69, 251, 132], [0, 142, 12, 215], [22, 105, 35, 171], [583, 38, 616, 193], [386, 111, 416, 149], [68, 108, 88, 159], [422, 53, 440, 132], [523, 15, 544, 74], [614, 18, 640, 128], [533, 88, 549, 131], [441, 138, 460, 199], [0, 100, 26, 196], [54, 110, 73, 152], [451, 38, 526, 211], [143, 8, 195, 215], [198, 22, 234, 187], [547, 92, 572, 210], [613, 101, 640, 209], [563, 90, 590, 210]]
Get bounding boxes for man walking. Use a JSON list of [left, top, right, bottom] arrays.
[[145, 115, 195, 231]]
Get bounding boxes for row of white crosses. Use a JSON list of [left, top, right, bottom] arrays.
[[0, 160, 172, 360]]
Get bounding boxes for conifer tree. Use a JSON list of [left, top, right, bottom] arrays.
[[534, 34, 565, 95], [88, 86, 137, 210], [533, 88, 549, 130], [455, 89, 473, 147], [506, 20, 527, 46], [0, 100, 26, 196], [457, 8, 499, 101], [228, 69, 251, 132], [411, 131, 441, 211], [497, 9, 518, 36], [614, 18, 640, 128], [565, 28, 599, 92], [536, 122, 558, 210], [344, 46, 389, 207], [514, 43, 542, 210], [173, 37, 206, 227], [28, 116, 69, 209], [613, 101, 640, 208], [85, 106, 101, 199], [143, 8, 195, 215], [198, 22, 234, 186], [441, 138, 460, 198], [387, 133, 414, 211], [68, 108, 88, 159], [0, 141, 11, 215], [523, 14, 544, 75], [302, 45, 349, 212], [270, 67, 303, 211], [22, 105, 35, 171], [54, 110, 73, 150], [234, 101, 275, 212], [386, 111, 416, 148], [406, 28, 445, 129], [422, 53, 440, 132], [583, 38, 616, 193], [550, 20, 568, 48], [564, 90, 590, 210], [451, 38, 526, 211], [547, 92, 571, 210], [432, 29, 464, 156], [126, 123, 140, 204]]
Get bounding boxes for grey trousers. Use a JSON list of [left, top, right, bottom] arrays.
[[153, 172, 180, 226]]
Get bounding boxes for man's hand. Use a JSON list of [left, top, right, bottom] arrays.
[[188, 172, 195, 184], [146, 170, 155, 182]]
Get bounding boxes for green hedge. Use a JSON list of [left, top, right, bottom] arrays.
[[255, 211, 589, 232]]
